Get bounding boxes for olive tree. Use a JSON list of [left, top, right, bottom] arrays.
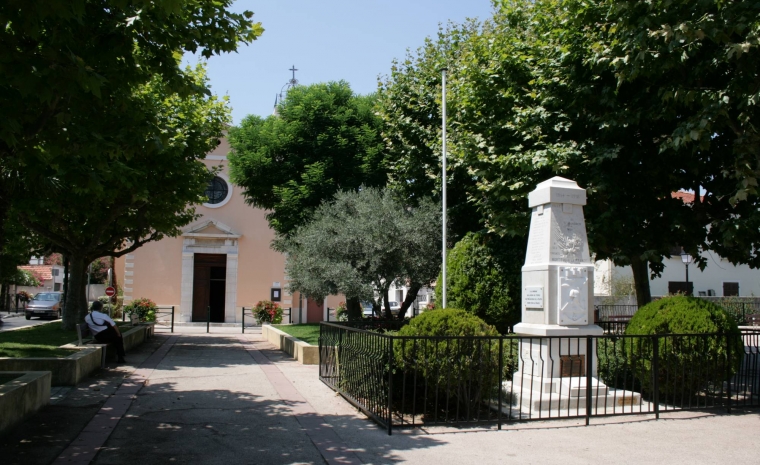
[[279, 188, 441, 320]]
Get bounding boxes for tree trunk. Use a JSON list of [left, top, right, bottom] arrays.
[[383, 289, 393, 319], [0, 283, 7, 313], [62, 255, 88, 330], [62, 255, 69, 312], [346, 296, 362, 321], [397, 284, 421, 320], [630, 256, 652, 308], [0, 200, 8, 277]]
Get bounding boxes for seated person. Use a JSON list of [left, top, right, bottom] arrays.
[[85, 301, 126, 363]]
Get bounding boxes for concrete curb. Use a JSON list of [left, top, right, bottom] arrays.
[[262, 324, 319, 364], [0, 371, 51, 435]]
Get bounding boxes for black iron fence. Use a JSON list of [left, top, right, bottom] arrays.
[[154, 306, 174, 333], [596, 299, 760, 327], [319, 322, 759, 434]]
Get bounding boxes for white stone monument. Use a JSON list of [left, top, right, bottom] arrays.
[[515, 176, 600, 336], [511, 177, 639, 413]]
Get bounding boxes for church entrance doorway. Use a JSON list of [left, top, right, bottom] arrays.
[[192, 253, 226, 322], [306, 297, 323, 323]]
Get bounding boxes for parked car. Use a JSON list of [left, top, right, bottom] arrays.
[[25, 292, 63, 320], [362, 302, 376, 318], [388, 301, 402, 315]]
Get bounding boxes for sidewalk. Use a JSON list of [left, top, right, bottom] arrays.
[[0, 327, 758, 464]]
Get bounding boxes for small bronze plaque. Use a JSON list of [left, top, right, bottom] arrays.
[[560, 355, 585, 377]]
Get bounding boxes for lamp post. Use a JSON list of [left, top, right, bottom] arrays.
[[681, 252, 693, 295]]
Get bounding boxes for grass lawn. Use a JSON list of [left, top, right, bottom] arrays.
[[272, 323, 321, 345], [0, 320, 131, 358]]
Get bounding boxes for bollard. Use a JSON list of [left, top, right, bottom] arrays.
[[207, 306, 210, 333], [170, 306, 175, 333]]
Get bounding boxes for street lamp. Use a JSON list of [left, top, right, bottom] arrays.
[[680, 252, 693, 295]]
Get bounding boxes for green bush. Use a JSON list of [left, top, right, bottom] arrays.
[[253, 300, 283, 324], [624, 296, 743, 399], [123, 297, 157, 322], [434, 232, 521, 334], [393, 309, 502, 410]]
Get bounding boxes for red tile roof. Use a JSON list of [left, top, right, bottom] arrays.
[[18, 265, 53, 281], [672, 191, 704, 204]]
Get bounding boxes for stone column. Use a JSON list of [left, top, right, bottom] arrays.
[[180, 249, 195, 323]]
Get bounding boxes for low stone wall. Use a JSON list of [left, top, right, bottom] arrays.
[[0, 371, 51, 435], [0, 324, 151, 386], [261, 325, 319, 365], [105, 323, 153, 360], [0, 347, 101, 386]]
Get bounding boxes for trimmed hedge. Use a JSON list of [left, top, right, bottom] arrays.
[[393, 309, 502, 410], [623, 296, 743, 398]]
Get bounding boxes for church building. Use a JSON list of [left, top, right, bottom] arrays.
[[114, 137, 340, 324]]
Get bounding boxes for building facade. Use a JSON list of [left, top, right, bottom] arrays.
[[115, 137, 340, 323]]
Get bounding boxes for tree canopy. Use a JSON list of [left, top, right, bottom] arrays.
[[377, 0, 760, 305], [0, 0, 262, 274], [278, 188, 440, 320], [11, 63, 232, 328], [228, 81, 387, 237]]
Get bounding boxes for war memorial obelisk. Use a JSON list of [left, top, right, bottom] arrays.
[[511, 177, 639, 412]]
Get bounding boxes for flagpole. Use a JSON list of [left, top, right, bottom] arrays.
[[441, 68, 448, 309]]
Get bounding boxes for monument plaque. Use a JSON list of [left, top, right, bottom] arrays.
[[525, 287, 544, 309]]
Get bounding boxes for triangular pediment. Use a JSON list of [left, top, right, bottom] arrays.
[[182, 219, 241, 238]]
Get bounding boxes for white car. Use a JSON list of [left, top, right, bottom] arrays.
[[388, 301, 401, 315]]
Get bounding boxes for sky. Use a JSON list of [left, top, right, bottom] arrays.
[[186, 0, 496, 124]]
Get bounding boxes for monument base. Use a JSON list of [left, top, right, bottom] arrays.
[[504, 376, 643, 415], [513, 322, 603, 337]]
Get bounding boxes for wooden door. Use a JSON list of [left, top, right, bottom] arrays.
[[192, 254, 227, 322], [306, 297, 323, 323]]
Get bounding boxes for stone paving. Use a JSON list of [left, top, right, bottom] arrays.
[[0, 327, 759, 464]]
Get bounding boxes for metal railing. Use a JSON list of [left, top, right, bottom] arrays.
[[319, 322, 759, 435], [595, 305, 638, 321], [597, 299, 760, 326], [154, 306, 174, 333]]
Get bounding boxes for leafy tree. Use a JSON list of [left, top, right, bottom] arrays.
[[11, 64, 231, 329], [378, 0, 760, 306], [586, 0, 760, 272], [279, 188, 440, 320], [435, 232, 522, 334], [88, 257, 111, 285], [0, 0, 262, 274], [228, 81, 387, 237]]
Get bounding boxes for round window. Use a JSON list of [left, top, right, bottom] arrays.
[[204, 176, 229, 205]]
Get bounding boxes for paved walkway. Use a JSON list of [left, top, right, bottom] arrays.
[[1, 328, 759, 464]]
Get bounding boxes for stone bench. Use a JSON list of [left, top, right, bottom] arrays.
[[75, 323, 109, 368]]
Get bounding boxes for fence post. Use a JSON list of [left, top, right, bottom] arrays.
[[498, 337, 503, 430], [586, 336, 593, 426], [387, 336, 393, 436], [242, 307, 245, 334], [652, 336, 659, 420], [171, 306, 174, 333], [726, 333, 732, 414], [207, 306, 210, 333]]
